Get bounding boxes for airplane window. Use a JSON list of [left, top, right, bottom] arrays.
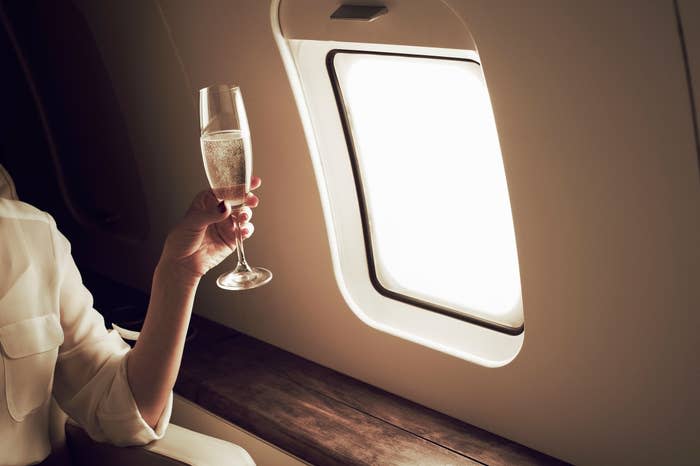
[[328, 51, 523, 332]]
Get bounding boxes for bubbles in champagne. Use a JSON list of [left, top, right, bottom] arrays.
[[201, 130, 252, 206]]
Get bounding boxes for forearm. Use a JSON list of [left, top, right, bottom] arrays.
[[124, 184, 258, 427], [126, 262, 199, 427]]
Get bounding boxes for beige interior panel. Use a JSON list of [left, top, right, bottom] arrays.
[[62, 1, 700, 464], [280, 0, 475, 50]]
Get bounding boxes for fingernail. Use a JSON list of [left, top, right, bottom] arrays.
[[218, 201, 226, 213], [241, 228, 249, 236], [240, 213, 248, 221]]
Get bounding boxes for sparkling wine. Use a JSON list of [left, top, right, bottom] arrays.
[[200, 130, 252, 206]]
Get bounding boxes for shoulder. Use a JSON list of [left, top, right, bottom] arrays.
[[0, 200, 62, 323], [0, 198, 53, 225], [0, 198, 64, 268]]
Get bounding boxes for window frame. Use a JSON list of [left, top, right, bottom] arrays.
[[326, 49, 524, 336], [272, 15, 525, 366]]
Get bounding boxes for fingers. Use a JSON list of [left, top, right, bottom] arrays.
[[236, 205, 253, 223], [244, 192, 259, 208], [214, 219, 237, 250], [184, 190, 231, 231], [181, 176, 260, 233], [240, 221, 254, 239], [214, 215, 254, 249], [231, 206, 254, 239], [244, 177, 261, 207]]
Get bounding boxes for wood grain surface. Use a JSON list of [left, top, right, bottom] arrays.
[[176, 315, 567, 466]]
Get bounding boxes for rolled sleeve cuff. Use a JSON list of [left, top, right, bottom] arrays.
[[98, 351, 173, 446]]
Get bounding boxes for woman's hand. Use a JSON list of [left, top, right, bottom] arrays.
[[159, 176, 262, 285]]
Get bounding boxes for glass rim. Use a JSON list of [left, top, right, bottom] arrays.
[[199, 84, 240, 95]]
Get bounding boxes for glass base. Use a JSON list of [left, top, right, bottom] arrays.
[[216, 267, 272, 290]]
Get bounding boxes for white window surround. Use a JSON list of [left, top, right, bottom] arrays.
[[272, 4, 524, 367]]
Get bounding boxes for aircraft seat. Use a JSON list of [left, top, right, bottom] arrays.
[[41, 395, 255, 466], [65, 418, 255, 466]]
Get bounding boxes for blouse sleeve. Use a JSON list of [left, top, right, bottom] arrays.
[[48, 214, 172, 446]]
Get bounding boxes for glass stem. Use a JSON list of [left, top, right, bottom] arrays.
[[232, 207, 252, 273]]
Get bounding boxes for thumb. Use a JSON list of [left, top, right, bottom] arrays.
[[183, 190, 230, 231]]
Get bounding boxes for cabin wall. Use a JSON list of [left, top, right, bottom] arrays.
[[56, 1, 699, 465]]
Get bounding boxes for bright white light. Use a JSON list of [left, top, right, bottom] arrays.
[[333, 53, 522, 328]]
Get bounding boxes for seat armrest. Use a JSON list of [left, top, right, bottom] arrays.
[[66, 421, 255, 466]]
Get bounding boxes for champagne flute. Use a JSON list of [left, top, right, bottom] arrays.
[[199, 84, 272, 290]]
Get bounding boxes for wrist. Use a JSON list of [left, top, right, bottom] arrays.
[[154, 260, 202, 290]]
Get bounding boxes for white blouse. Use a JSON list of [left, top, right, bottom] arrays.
[[0, 166, 172, 466]]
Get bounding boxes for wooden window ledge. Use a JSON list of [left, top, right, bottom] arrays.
[[176, 315, 566, 466]]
